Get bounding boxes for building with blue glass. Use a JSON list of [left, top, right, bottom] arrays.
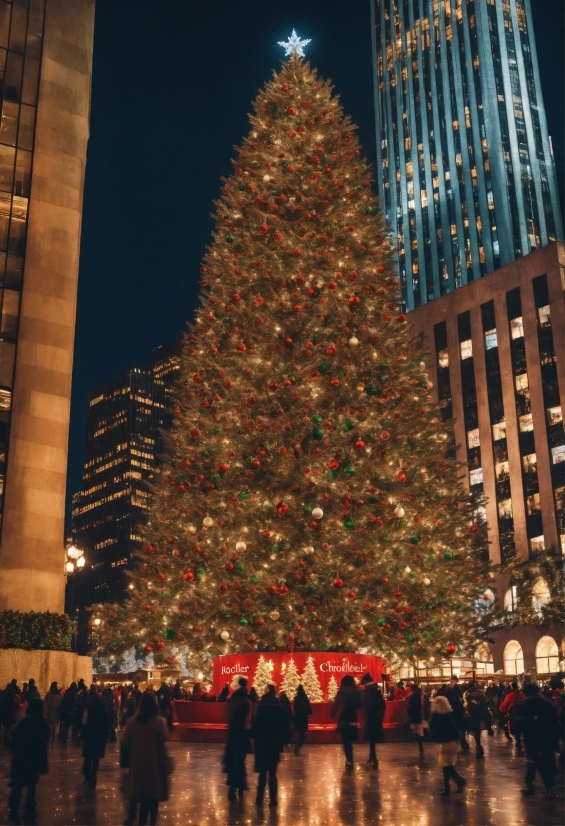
[[371, 0, 563, 311]]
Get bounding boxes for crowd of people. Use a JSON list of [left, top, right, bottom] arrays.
[[0, 670, 562, 822]]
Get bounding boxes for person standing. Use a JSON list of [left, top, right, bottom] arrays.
[[293, 685, 312, 756], [251, 684, 290, 807], [58, 682, 77, 745], [122, 692, 170, 825], [429, 695, 467, 797], [360, 673, 385, 768], [82, 688, 110, 788], [499, 681, 525, 753], [407, 683, 426, 756], [156, 682, 173, 731], [8, 698, 50, 825], [445, 676, 469, 751], [44, 683, 62, 744], [171, 680, 183, 701], [222, 677, 252, 802], [514, 682, 559, 797], [465, 683, 493, 759], [331, 675, 362, 771]]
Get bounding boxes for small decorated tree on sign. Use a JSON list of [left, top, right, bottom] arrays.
[[281, 657, 301, 700], [301, 655, 324, 702], [327, 675, 338, 702], [252, 655, 274, 697]]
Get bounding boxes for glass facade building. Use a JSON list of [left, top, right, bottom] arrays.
[[0, 0, 45, 522], [70, 342, 181, 610], [371, 0, 563, 311]]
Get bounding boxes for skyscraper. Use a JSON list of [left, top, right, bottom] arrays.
[[70, 341, 181, 608], [0, 0, 94, 612], [371, 0, 563, 311]]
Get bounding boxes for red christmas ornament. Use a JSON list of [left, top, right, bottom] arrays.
[[190, 428, 201, 438], [236, 342, 246, 352], [330, 378, 340, 387], [259, 223, 269, 234], [470, 524, 479, 533], [347, 591, 356, 600], [268, 381, 278, 391], [348, 295, 360, 306], [380, 431, 390, 440], [145, 545, 155, 555], [195, 626, 203, 633], [183, 571, 195, 582], [294, 625, 302, 634], [332, 577, 344, 588], [357, 629, 366, 638], [394, 590, 403, 598], [193, 374, 203, 383], [396, 314, 407, 324], [276, 502, 289, 515], [399, 621, 407, 630], [279, 585, 289, 595], [328, 460, 339, 470], [287, 106, 296, 116], [355, 439, 365, 451], [143, 645, 152, 655], [219, 463, 229, 473], [225, 563, 234, 571], [446, 643, 457, 656], [156, 641, 165, 651], [381, 577, 389, 584], [396, 471, 407, 483], [257, 617, 265, 626]]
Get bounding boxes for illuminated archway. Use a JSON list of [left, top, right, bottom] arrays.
[[475, 642, 494, 674], [504, 640, 524, 675], [535, 636, 559, 674]]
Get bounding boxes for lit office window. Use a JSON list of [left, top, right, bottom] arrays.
[[438, 349, 449, 368], [510, 317, 524, 338], [467, 428, 480, 448], [522, 453, 537, 472], [551, 445, 565, 464], [484, 329, 498, 349], [460, 339, 472, 359], [470, 467, 483, 486], [492, 421, 506, 441], [537, 305, 551, 326], [515, 373, 529, 392], [498, 498, 513, 519], [519, 413, 533, 432], [547, 406, 562, 426], [530, 535, 545, 553], [526, 493, 541, 514], [495, 461, 509, 480]]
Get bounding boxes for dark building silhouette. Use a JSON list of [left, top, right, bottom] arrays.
[[69, 341, 181, 619]]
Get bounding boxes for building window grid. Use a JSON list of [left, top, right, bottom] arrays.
[[532, 276, 565, 550], [457, 312, 482, 495], [481, 300, 515, 560]]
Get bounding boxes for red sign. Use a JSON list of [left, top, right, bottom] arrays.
[[212, 651, 386, 700]]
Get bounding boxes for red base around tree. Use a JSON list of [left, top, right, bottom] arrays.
[[172, 651, 405, 744], [212, 651, 387, 697]]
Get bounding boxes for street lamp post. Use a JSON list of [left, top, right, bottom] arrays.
[[65, 543, 85, 652]]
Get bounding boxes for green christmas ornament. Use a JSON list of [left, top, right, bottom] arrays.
[[313, 428, 324, 440], [272, 544, 280, 553], [306, 584, 315, 593], [226, 234, 235, 243], [196, 567, 205, 576], [303, 505, 313, 514], [319, 362, 330, 372], [312, 414, 323, 425], [355, 185, 364, 191], [342, 422, 352, 432], [322, 641, 331, 650], [410, 535, 419, 544], [250, 574, 259, 584], [422, 632, 429, 639], [213, 426, 222, 434], [326, 472, 335, 480], [344, 466, 355, 477], [276, 638, 285, 647], [407, 634, 414, 642], [362, 205, 373, 214], [377, 618, 386, 627], [236, 562, 244, 571], [366, 385, 379, 395], [443, 552, 453, 560], [239, 617, 248, 626], [434, 492, 442, 500], [237, 182, 245, 190], [343, 516, 355, 529], [428, 556, 436, 564], [239, 490, 250, 500]]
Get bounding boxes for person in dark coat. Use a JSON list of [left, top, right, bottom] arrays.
[[156, 683, 173, 730], [293, 685, 312, 756], [429, 695, 467, 796], [407, 683, 425, 756], [465, 683, 493, 759], [331, 675, 362, 770], [217, 683, 230, 702], [444, 676, 469, 750], [222, 677, 252, 802], [9, 698, 50, 824], [514, 682, 559, 797], [277, 691, 294, 737], [360, 673, 385, 768], [82, 689, 110, 788], [171, 680, 183, 701], [58, 682, 77, 745], [251, 685, 290, 807]]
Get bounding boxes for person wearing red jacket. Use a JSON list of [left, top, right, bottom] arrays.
[[500, 681, 525, 752]]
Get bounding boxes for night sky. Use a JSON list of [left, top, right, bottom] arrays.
[[66, 0, 564, 527]]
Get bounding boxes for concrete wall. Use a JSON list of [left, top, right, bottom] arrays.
[[0, 0, 94, 611]]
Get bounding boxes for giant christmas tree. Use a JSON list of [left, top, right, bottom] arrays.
[[94, 44, 495, 674]]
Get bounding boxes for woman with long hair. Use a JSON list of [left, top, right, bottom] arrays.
[[121, 692, 170, 825]]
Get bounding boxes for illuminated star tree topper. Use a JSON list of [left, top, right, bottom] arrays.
[[277, 29, 311, 57]]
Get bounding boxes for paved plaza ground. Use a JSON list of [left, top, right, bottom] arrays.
[[0, 733, 561, 825]]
